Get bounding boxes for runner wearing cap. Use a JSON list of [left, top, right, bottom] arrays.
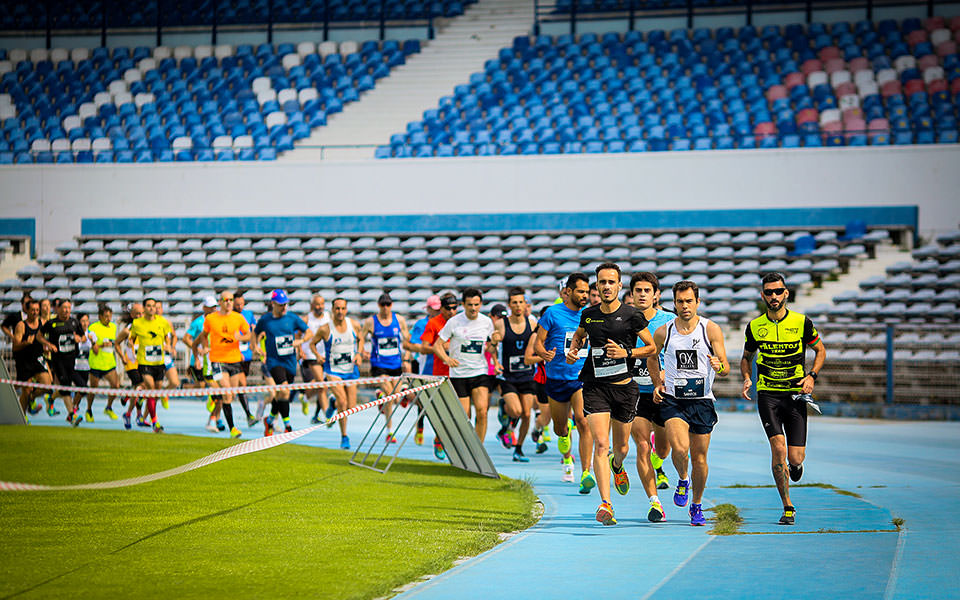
[[254, 289, 308, 436], [420, 293, 459, 460], [301, 294, 332, 424], [308, 296, 362, 449], [359, 292, 414, 444], [407, 295, 441, 445], [183, 296, 222, 432]]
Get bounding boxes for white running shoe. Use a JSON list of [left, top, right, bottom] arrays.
[[205, 422, 218, 433], [561, 459, 575, 483]]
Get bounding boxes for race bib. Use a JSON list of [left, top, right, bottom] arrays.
[[633, 363, 653, 386], [377, 336, 400, 356], [58, 334, 76, 354], [674, 377, 705, 398], [508, 354, 532, 373], [332, 352, 353, 367], [461, 339, 484, 355], [239, 341, 250, 353], [75, 355, 89, 371], [564, 331, 588, 359], [591, 347, 628, 378], [275, 335, 294, 356], [144, 345, 163, 362], [210, 361, 224, 382]]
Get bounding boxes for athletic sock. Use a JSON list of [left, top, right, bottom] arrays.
[[270, 400, 279, 417], [649, 495, 660, 503], [146, 398, 157, 423], [282, 417, 291, 428], [509, 417, 519, 428], [222, 404, 235, 429], [237, 393, 252, 417]]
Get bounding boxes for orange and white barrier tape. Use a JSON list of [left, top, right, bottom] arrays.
[[0, 378, 445, 492]]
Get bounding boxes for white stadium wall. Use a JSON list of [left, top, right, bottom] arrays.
[[2, 145, 960, 255]]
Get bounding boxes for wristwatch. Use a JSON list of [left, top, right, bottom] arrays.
[[807, 371, 818, 381]]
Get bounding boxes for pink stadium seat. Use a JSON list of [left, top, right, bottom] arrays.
[[796, 108, 819, 125], [848, 57, 870, 73], [903, 79, 925, 95], [928, 79, 948, 94], [880, 80, 902, 96], [868, 118, 890, 132], [765, 85, 787, 101], [753, 122, 776, 137], [835, 81, 856, 97], [924, 16, 945, 31], [821, 121, 843, 134], [844, 117, 866, 136], [801, 58, 823, 76], [936, 40, 957, 56], [842, 107, 864, 122], [907, 29, 928, 45], [951, 78, 960, 94], [784, 72, 805, 89], [918, 54, 939, 70], [819, 46, 841, 61], [825, 58, 846, 74]]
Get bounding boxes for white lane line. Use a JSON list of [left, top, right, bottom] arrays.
[[883, 523, 907, 600], [640, 536, 716, 600]]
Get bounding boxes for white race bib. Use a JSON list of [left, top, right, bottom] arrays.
[[58, 334, 76, 354], [377, 336, 400, 357], [564, 331, 588, 359], [75, 356, 90, 371], [144, 345, 163, 362], [275, 335, 294, 356], [508, 354, 532, 373], [591, 347, 628, 378], [460, 338, 484, 355], [239, 341, 250, 353]]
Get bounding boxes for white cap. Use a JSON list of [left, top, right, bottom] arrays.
[[202, 296, 217, 308]]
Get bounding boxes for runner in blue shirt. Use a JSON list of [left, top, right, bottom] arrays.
[[534, 272, 594, 490], [254, 289, 308, 436]]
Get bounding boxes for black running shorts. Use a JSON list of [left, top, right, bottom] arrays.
[[451, 374, 493, 398], [126, 367, 143, 386], [583, 380, 638, 424], [371, 365, 403, 377], [499, 379, 537, 397], [757, 391, 808, 446], [659, 394, 718, 435], [269, 365, 296, 384], [138, 364, 167, 382], [15, 356, 46, 382], [49, 356, 77, 389], [635, 392, 665, 427]]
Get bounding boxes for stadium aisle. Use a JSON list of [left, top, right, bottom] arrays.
[[28, 398, 960, 599]]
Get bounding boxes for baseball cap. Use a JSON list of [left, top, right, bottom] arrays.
[[271, 289, 289, 304], [440, 295, 458, 309], [426, 295, 442, 310], [202, 296, 217, 308], [377, 292, 393, 306], [490, 304, 507, 319]]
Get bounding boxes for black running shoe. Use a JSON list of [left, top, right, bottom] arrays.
[[789, 463, 803, 482], [779, 506, 796, 525]]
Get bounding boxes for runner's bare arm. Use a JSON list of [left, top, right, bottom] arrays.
[[705, 320, 730, 377], [523, 332, 544, 365], [308, 323, 330, 359], [801, 338, 827, 394], [358, 317, 373, 359], [565, 326, 587, 363], [11, 321, 28, 351], [630, 328, 656, 359], [534, 325, 556, 362]]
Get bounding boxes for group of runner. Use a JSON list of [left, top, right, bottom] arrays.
[[4, 264, 825, 527]]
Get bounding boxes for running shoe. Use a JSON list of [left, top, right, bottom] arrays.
[[205, 421, 218, 433], [689, 503, 706, 526], [70, 411, 82, 428], [789, 463, 803, 482], [433, 438, 446, 460], [561, 457, 575, 483], [536, 440, 548, 454], [325, 413, 336, 429], [325, 397, 336, 420], [610, 455, 629, 496], [284, 425, 292, 433], [28, 399, 42, 415], [673, 479, 690, 507], [541, 426, 552, 443], [84, 410, 94, 423], [512, 447, 530, 463], [46, 403, 60, 417], [206, 396, 215, 413], [497, 426, 516, 450], [648, 498, 666, 523], [497, 400, 509, 429], [779, 506, 796, 525], [309, 415, 322, 425], [414, 428, 424, 446], [104, 407, 119, 421], [656, 468, 670, 490], [301, 397, 309, 415], [24, 414, 29, 425], [247, 414, 258, 428], [340, 435, 351, 450], [263, 416, 274, 437], [385, 432, 397, 444], [579, 471, 597, 495], [531, 427, 541, 443], [153, 423, 164, 434], [650, 452, 664, 470], [255, 401, 265, 421], [123, 412, 132, 430], [557, 433, 572, 455], [161, 396, 169, 410], [136, 416, 151, 428], [595, 501, 616, 526], [216, 419, 226, 432], [230, 426, 242, 438]]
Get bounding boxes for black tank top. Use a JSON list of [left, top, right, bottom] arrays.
[[14, 320, 43, 364], [501, 316, 535, 382]]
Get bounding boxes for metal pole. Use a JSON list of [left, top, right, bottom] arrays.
[[886, 323, 895, 404], [267, 0, 274, 44], [323, 0, 330, 41], [379, 0, 386, 41], [570, 0, 577, 36], [927, 0, 934, 18], [212, 0, 219, 45], [628, 0, 635, 32], [156, 0, 163, 47], [101, 0, 108, 48], [686, 0, 693, 29], [805, 0, 812, 24], [45, 0, 52, 49], [866, 0, 873, 22], [746, 0, 753, 27], [533, 0, 540, 36]]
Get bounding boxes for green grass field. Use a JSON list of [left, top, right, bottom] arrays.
[[0, 427, 537, 599]]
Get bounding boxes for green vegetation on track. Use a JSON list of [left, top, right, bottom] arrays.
[[0, 427, 537, 599]]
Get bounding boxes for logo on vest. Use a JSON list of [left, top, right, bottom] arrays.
[[676, 349, 698, 370]]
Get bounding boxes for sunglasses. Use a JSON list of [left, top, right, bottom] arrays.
[[762, 288, 787, 296]]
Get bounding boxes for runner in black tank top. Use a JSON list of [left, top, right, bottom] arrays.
[[11, 300, 53, 417], [493, 289, 539, 462]]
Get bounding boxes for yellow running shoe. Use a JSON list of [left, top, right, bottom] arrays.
[[596, 501, 616, 526], [230, 427, 242, 438], [610, 454, 630, 495], [557, 434, 572, 455], [161, 396, 169, 410], [301, 398, 309, 415], [103, 408, 119, 420], [579, 471, 596, 495], [650, 452, 664, 470], [206, 396, 215, 413]]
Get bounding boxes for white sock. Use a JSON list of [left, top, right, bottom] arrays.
[[649, 495, 660, 503]]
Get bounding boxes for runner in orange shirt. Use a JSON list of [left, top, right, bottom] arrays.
[[193, 291, 251, 438]]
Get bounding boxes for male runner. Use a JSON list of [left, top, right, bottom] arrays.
[[407, 295, 441, 445], [11, 300, 53, 419], [649, 280, 730, 526], [631, 272, 675, 492], [87, 303, 121, 421], [420, 293, 459, 459], [567, 263, 657, 525], [254, 289, 308, 437], [233, 290, 258, 426], [740, 272, 826, 526], [493, 288, 539, 462], [359, 292, 413, 444], [154, 300, 180, 410], [117, 303, 146, 428], [74, 312, 96, 421], [588, 282, 601, 307], [183, 296, 222, 432], [193, 291, 251, 438], [2, 292, 32, 340], [116, 298, 174, 433], [534, 273, 593, 489], [38, 298, 82, 425], [434, 288, 496, 442], [300, 294, 332, 423], [308, 297, 362, 449]]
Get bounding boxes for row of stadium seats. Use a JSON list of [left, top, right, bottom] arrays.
[[3, 0, 475, 30], [379, 17, 960, 156], [0, 39, 421, 163], [0, 226, 888, 326]]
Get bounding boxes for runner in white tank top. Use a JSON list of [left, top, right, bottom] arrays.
[[648, 281, 729, 527], [308, 298, 362, 449]]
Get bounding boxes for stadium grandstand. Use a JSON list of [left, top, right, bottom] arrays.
[[1, 0, 959, 596]]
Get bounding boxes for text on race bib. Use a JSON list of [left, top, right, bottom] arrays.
[[460, 339, 484, 355], [332, 352, 353, 367], [58, 334, 76, 354], [210, 361, 224, 381], [591, 347, 628, 378], [674, 377, 706, 398], [508, 354, 532, 373], [275, 335, 294, 356], [564, 331, 588, 359], [75, 356, 89, 371], [377, 337, 400, 356], [144, 345, 163, 362]]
